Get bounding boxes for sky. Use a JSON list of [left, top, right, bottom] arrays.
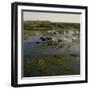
[[23, 11, 80, 23]]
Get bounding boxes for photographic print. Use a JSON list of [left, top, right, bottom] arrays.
[[11, 2, 88, 87], [23, 11, 80, 77]]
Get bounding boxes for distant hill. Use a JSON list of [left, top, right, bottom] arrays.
[[24, 21, 80, 31]]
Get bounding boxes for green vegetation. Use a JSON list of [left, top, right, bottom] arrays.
[[23, 21, 80, 39], [23, 54, 80, 77], [24, 21, 80, 31]]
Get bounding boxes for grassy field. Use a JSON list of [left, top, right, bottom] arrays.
[[23, 54, 80, 77]]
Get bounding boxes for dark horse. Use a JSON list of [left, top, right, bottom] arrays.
[[40, 37, 46, 41], [40, 37, 52, 41]]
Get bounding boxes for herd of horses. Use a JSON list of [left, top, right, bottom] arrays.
[[39, 35, 74, 48], [34, 30, 78, 48]]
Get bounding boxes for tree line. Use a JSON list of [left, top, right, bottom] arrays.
[[24, 21, 80, 32]]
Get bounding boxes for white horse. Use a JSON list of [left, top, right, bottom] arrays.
[[62, 37, 72, 47], [52, 36, 58, 43]]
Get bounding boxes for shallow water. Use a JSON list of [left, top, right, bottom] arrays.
[[23, 36, 80, 58], [23, 36, 80, 77]]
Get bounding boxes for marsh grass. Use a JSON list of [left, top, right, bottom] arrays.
[[23, 54, 80, 77]]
